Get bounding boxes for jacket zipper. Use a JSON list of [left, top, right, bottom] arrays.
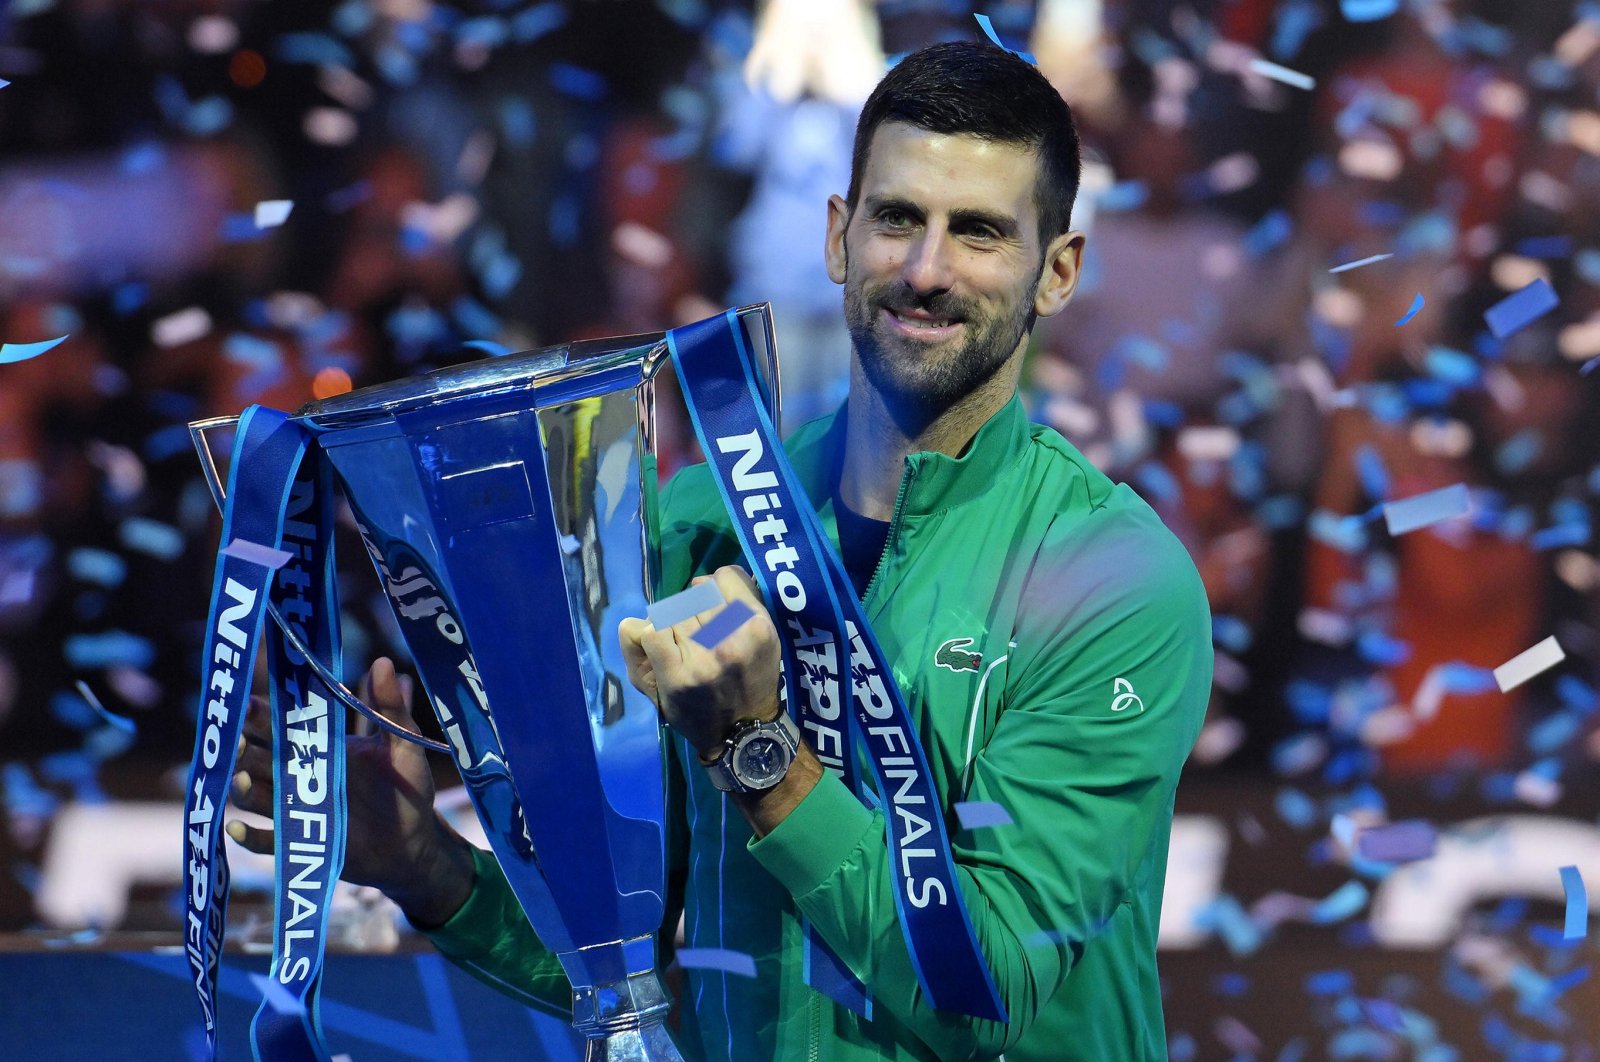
[[862, 460, 915, 605], [807, 462, 912, 1062], [807, 992, 821, 1062]]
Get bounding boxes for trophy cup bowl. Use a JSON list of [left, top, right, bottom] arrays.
[[191, 306, 782, 1061]]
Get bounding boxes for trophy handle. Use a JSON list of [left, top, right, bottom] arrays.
[[189, 415, 452, 755]]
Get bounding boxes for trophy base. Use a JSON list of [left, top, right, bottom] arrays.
[[580, 1020, 682, 1062], [573, 969, 683, 1062]]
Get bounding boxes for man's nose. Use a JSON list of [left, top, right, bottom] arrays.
[[900, 228, 955, 295]]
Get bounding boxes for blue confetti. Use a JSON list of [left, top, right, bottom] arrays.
[[547, 63, 607, 100], [954, 800, 1013, 830], [463, 340, 511, 358], [1355, 820, 1436, 864], [67, 549, 126, 588], [1394, 292, 1426, 326], [692, 599, 756, 650], [1354, 444, 1389, 500], [1340, 0, 1401, 22], [974, 13, 1036, 64], [274, 32, 355, 66], [0, 335, 68, 364], [1306, 970, 1355, 996], [1329, 252, 1393, 274], [510, 2, 567, 43], [1383, 483, 1471, 536], [1275, 787, 1318, 829], [1311, 881, 1369, 924], [675, 947, 757, 978], [1484, 279, 1560, 340], [648, 580, 725, 629], [64, 631, 156, 671], [1098, 180, 1149, 212], [1245, 209, 1293, 258], [249, 972, 307, 1015], [119, 517, 185, 561], [1248, 58, 1316, 91], [1193, 896, 1264, 956], [1560, 866, 1587, 940]]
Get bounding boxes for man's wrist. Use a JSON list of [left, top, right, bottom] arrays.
[[729, 741, 822, 839], [391, 821, 478, 931]]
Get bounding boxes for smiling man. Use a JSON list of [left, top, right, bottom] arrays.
[[231, 40, 1212, 1062]]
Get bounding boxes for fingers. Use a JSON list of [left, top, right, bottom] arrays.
[[225, 818, 274, 856]]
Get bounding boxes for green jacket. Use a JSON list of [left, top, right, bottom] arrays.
[[427, 392, 1212, 1061]]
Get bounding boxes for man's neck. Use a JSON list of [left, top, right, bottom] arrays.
[[838, 357, 1020, 522]]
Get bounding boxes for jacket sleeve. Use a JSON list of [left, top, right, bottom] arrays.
[[747, 505, 1212, 1058]]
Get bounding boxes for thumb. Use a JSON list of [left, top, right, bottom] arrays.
[[366, 657, 420, 728]]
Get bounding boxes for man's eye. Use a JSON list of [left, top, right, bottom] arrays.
[[879, 210, 910, 228]]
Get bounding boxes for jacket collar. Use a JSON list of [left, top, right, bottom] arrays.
[[790, 389, 1032, 520]]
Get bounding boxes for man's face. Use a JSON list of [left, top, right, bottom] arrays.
[[828, 122, 1057, 417]]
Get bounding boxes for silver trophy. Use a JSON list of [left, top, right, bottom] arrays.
[[192, 305, 782, 1061]]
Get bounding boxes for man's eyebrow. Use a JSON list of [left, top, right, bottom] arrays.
[[861, 194, 922, 218], [948, 207, 1022, 239]]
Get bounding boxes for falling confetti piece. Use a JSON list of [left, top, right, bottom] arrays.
[[0, 80, 9, 90], [152, 306, 213, 348], [463, 339, 511, 357], [1560, 866, 1587, 940], [1310, 881, 1369, 924], [220, 538, 294, 570], [954, 800, 1013, 830], [0, 335, 69, 364], [1484, 278, 1560, 340], [648, 579, 725, 630], [253, 199, 293, 228], [1355, 820, 1437, 864], [1340, 0, 1400, 21], [675, 947, 757, 978], [1329, 252, 1393, 274], [73, 681, 136, 734], [249, 972, 307, 1015], [1383, 483, 1471, 536], [1494, 636, 1566, 693], [1394, 292, 1426, 326], [692, 600, 756, 650], [1248, 58, 1316, 91], [974, 14, 1036, 64]]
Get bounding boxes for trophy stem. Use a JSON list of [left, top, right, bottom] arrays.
[[572, 969, 682, 1062]]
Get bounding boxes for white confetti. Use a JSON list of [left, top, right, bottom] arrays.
[[254, 199, 294, 228], [1248, 58, 1316, 91], [151, 306, 213, 348], [1493, 636, 1565, 693]]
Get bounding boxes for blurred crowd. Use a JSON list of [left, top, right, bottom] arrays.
[[1, 0, 1599, 943]]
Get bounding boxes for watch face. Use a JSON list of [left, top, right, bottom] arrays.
[[733, 734, 789, 788]]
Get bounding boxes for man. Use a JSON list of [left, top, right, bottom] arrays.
[[229, 40, 1211, 1060]]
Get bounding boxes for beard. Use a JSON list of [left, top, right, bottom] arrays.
[[843, 266, 1037, 424]]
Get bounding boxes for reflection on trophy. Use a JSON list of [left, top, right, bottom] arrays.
[[191, 304, 782, 1061]]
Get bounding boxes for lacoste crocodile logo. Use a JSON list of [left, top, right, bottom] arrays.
[[935, 638, 983, 673]]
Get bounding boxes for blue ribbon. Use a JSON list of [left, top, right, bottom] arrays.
[[251, 452, 347, 1061], [666, 310, 1006, 1022], [185, 406, 336, 1058]]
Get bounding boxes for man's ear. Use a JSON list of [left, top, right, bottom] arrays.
[[1034, 230, 1086, 318], [825, 194, 851, 285]]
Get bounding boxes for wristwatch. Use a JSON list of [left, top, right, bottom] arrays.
[[701, 712, 802, 793]]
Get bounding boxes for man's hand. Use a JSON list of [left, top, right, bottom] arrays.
[[226, 657, 475, 929], [618, 566, 782, 759]]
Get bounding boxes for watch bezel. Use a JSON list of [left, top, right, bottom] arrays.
[[706, 713, 800, 793]]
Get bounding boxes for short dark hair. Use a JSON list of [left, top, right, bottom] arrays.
[[847, 41, 1082, 242]]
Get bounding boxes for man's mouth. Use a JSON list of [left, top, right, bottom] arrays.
[[884, 307, 963, 338]]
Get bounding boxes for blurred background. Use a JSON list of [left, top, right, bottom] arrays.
[[2, 0, 1600, 1058]]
